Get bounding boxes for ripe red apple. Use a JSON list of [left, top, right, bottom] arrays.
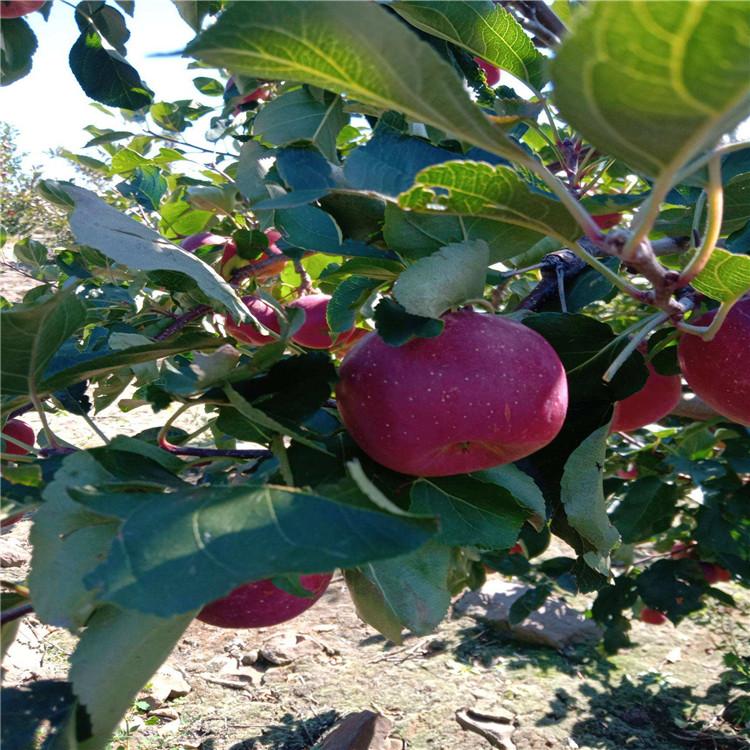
[[287, 294, 352, 349], [225, 296, 281, 345], [333, 327, 369, 356], [336, 310, 568, 477], [610, 358, 681, 433], [678, 297, 750, 426], [2, 418, 35, 456], [639, 607, 668, 625], [220, 229, 287, 281], [615, 464, 639, 480], [180, 231, 228, 253], [198, 573, 332, 628], [474, 57, 500, 86], [700, 562, 732, 584], [0, 1, 44, 18], [593, 213, 622, 230]]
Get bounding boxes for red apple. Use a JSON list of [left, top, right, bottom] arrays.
[[198, 573, 332, 628], [287, 294, 353, 350], [593, 213, 622, 230], [225, 296, 281, 345], [700, 562, 732, 584], [0, 1, 44, 18], [333, 327, 369, 356], [180, 231, 227, 253], [610, 358, 681, 433], [474, 57, 500, 86], [639, 607, 668, 625], [2, 418, 35, 456], [508, 543, 525, 556], [220, 229, 288, 281], [615, 464, 639, 480], [678, 297, 750, 425], [336, 310, 568, 477]]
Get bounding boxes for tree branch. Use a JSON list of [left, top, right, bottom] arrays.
[[154, 304, 213, 341]]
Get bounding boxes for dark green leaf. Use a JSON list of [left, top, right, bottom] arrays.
[[69, 29, 152, 109], [0, 18, 38, 86], [610, 477, 681, 544], [508, 584, 551, 625], [75, 1, 130, 56], [78, 482, 436, 616], [373, 297, 444, 346]]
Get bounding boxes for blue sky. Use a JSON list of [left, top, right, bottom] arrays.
[[0, 0, 221, 178]]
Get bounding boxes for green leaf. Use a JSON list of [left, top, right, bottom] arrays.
[[13, 238, 48, 267], [29, 452, 119, 630], [343, 568, 404, 644], [610, 477, 681, 544], [691, 249, 750, 302], [373, 297, 444, 346], [360, 540, 452, 635], [253, 87, 348, 163], [185, 1, 524, 161], [70, 605, 193, 750], [508, 584, 551, 625], [236, 140, 277, 205], [171, 0, 216, 32], [560, 425, 621, 571], [326, 276, 381, 334], [393, 240, 489, 318], [410, 476, 527, 548], [59, 183, 247, 320], [75, 1, 131, 56], [636, 559, 707, 623], [383, 203, 544, 263], [0, 18, 38, 86], [275, 205, 342, 253], [117, 165, 167, 211], [393, 1, 545, 89], [41, 334, 227, 396], [69, 29, 152, 109], [551, 1, 750, 177], [473, 463, 547, 528], [398, 161, 583, 243], [0, 290, 86, 398], [79, 483, 436, 616]]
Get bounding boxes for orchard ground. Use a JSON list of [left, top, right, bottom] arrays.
[[2, 264, 747, 750]]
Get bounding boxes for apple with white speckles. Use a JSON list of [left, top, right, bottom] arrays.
[[678, 296, 750, 426], [197, 573, 333, 628], [336, 310, 568, 477]]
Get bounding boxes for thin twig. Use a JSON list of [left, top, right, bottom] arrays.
[[154, 304, 212, 341], [1, 602, 33, 625]]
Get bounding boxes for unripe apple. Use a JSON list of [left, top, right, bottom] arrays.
[[700, 562, 732, 584], [180, 231, 227, 253], [198, 573, 332, 628], [0, 1, 44, 18], [610, 359, 681, 433], [2, 418, 35, 456], [593, 213, 622, 230], [337, 311, 568, 477], [220, 229, 288, 282], [474, 57, 500, 86], [639, 607, 668, 625], [678, 297, 750, 425], [225, 296, 280, 345]]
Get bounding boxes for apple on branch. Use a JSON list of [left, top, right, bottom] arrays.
[[678, 296, 750, 426], [336, 310, 568, 476], [198, 574, 332, 628], [220, 229, 288, 282], [0, 1, 44, 18], [2, 418, 35, 456]]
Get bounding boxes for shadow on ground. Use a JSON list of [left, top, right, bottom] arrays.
[[226, 709, 339, 750], [452, 623, 743, 749]]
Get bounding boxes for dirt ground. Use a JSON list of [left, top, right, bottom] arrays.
[[2, 264, 749, 750]]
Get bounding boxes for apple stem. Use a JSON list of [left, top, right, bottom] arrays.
[[294, 259, 314, 294]]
